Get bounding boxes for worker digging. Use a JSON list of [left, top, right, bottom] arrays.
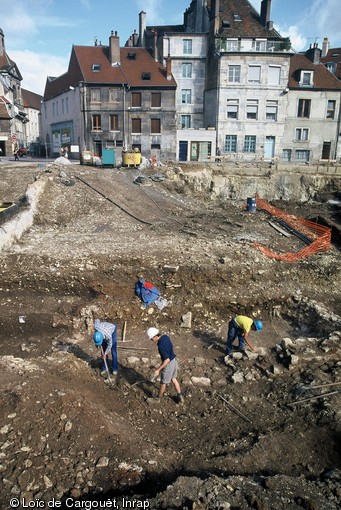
[[93, 318, 118, 375], [226, 315, 263, 359], [146, 327, 184, 404]]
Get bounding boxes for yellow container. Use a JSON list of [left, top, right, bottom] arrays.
[[122, 152, 142, 167]]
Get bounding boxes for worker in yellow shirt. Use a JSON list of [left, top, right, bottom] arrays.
[[226, 315, 263, 358]]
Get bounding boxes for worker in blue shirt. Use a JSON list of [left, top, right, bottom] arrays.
[[147, 327, 183, 403], [94, 319, 118, 375]]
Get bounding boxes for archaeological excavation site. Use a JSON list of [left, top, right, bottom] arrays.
[[0, 159, 340, 510]]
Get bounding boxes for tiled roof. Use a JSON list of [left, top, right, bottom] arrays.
[[0, 97, 10, 119], [216, 0, 281, 38], [288, 53, 341, 90], [44, 45, 176, 101], [145, 25, 185, 36], [320, 47, 341, 80], [22, 89, 43, 110]]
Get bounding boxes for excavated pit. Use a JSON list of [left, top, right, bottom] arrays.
[[0, 162, 340, 509]]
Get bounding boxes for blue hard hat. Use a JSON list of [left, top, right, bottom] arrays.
[[93, 331, 104, 346], [254, 320, 263, 332]]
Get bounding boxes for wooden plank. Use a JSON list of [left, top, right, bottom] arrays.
[[268, 220, 291, 237]]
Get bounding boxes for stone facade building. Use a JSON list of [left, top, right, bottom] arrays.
[[41, 32, 177, 160], [0, 28, 27, 157]]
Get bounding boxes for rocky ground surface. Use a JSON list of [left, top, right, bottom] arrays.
[[0, 160, 340, 509]]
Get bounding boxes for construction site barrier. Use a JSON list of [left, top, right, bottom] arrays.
[[253, 195, 331, 262]]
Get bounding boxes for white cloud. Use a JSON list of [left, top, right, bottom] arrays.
[[305, 0, 341, 47], [275, 24, 307, 52], [10, 50, 68, 95]]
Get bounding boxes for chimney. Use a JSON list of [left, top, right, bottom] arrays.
[[210, 0, 220, 35], [109, 30, 120, 65], [139, 11, 146, 48], [132, 29, 139, 47], [322, 37, 330, 58], [306, 43, 321, 64], [166, 55, 172, 81], [153, 29, 158, 62], [0, 28, 5, 58], [260, 0, 272, 27]]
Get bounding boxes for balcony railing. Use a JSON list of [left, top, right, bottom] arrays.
[[217, 38, 292, 54]]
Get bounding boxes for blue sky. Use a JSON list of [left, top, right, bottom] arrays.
[[1, 0, 341, 95]]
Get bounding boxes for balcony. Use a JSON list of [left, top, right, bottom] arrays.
[[217, 38, 292, 54]]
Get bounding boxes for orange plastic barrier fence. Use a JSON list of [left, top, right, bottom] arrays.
[[253, 196, 331, 262]]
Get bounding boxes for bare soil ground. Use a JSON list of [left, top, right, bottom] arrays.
[[0, 161, 340, 510]]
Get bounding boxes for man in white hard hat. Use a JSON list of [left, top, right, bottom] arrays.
[[147, 327, 183, 404]]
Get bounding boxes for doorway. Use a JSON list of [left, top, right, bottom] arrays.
[[264, 136, 275, 159], [179, 141, 188, 161], [322, 142, 331, 160]]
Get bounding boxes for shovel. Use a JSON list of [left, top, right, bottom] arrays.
[[101, 346, 112, 385]]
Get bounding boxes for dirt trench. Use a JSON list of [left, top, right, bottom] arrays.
[[0, 162, 340, 509]]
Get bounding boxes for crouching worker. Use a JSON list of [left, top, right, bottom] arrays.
[[94, 319, 118, 375], [147, 327, 184, 404], [226, 315, 263, 358]]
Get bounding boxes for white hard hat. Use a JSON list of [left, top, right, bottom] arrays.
[[147, 327, 159, 340]]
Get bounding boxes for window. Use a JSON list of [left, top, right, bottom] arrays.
[[224, 39, 239, 51], [110, 114, 119, 131], [91, 88, 101, 102], [295, 150, 310, 162], [142, 72, 151, 80], [225, 135, 237, 153], [253, 40, 266, 51], [327, 100, 336, 119], [61, 99, 65, 115], [266, 101, 278, 121], [326, 62, 337, 74], [244, 135, 256, 153], [131, 92, 142, 107], [246, 100, 258, 120], [300, 71, 313, 87], [227, 99, 239, 119], [248, 65, 261, 83], [228, 65, 241, 82], [297, 99, 311, 118], [181, 89, 192, 104], [65, 97, 69, 114], [183, 39, 192, 54], [109, 89, 119, 103], [282, 149, 292, 162], [151, 118, 161, 134], [182, 63, 192, 78], [151, 93, 161, 108], [131, 118, 141, 133], [92, 64, 101, 72], [92, 114, 101, 131], [268, 66, 281, 85], [295, 128, 309, 141], [181, 115, 191, 129]]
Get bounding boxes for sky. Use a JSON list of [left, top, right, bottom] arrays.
[[1, 0, 341, 96]]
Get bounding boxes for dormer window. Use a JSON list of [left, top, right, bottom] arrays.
[[92, 64, 101, 72], [128, 53, 136, 60], [141, 72, 151, 80], [300, 70, 313, 87], [233, 14, 242, 21]]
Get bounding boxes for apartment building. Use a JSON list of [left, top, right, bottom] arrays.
[[141, 1, 216, 161], [41, 32, 177, 160], [21, 89, 43, 153], [283, 46, 341, 163], [0, 28, 27, 156]]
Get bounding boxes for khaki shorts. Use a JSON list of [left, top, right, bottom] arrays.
[[161, 358, 178, 384]]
